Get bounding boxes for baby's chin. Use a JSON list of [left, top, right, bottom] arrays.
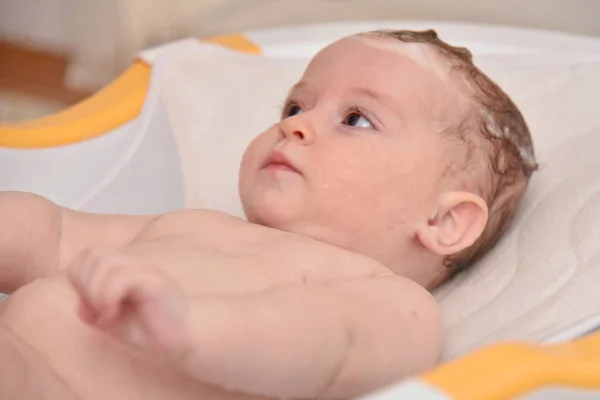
[[242, 196, 298, 228], [245, 207, 301, 233]]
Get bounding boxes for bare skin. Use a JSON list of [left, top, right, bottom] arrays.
[[0, 33, 489, 400], [0, 194, 442, 400]]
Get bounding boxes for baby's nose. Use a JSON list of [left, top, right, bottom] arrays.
[[292, 130, 305, 140], [281, 116, 315, 144]]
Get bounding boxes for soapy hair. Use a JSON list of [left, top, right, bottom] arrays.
[[368, 29, 539, 275]]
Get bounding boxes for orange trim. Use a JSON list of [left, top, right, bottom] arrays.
[[202, 33, 261, 54], [0, 60, 151, 148], [0, 33, 260, 149], [423, 332, 600, 399]]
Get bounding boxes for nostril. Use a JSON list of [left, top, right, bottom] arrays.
[[293, 130, 305, 140]]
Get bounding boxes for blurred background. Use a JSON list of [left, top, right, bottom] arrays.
[[1, 0, 599, 124]]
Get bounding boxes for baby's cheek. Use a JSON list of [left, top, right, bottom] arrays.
[[313, 143, 404, 201], [241, 133, 271, 172], [318, 164, 390, 211]]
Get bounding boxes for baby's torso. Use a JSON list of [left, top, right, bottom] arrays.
[[125, 210, 386, 295], [0, 210, 386, 400], [0, 278, 268, 400]]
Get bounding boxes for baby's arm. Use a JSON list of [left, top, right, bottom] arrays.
[[183, 276, 444, 399], [68, 250, 443, 399], [0, 192, 154, 293]]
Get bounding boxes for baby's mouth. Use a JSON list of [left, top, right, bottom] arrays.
[[261, 150, 302, 175]]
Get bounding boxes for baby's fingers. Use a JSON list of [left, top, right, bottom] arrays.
[[67, 248, 191, 355], [91, 266, 142, 327], [102, 270, 191, 354], [67, 247, 138, 325]]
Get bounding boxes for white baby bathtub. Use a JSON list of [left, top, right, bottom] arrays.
[[2, 20, 600, 399]]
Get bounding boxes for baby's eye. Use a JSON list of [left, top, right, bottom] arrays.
[[343, 112, 374, 129], [283, 103, 303, 118]]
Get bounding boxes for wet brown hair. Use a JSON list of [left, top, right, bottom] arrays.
[[367, 29, 539, 275]]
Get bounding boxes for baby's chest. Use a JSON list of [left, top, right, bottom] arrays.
[[166, 231, 382, 295]]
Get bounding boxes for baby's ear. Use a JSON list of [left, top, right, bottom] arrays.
[[416, 191, 488, 256]]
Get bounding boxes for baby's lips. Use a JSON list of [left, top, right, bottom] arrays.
[[262, 149, 302, 174]]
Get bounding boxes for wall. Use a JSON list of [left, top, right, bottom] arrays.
[[0, 0, 72, 52], [169, 0, 600, 38], [1, 0, 599, 91]]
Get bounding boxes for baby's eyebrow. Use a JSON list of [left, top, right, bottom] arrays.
[[287, 81, 308, 97], [350, 87, 402, 115]]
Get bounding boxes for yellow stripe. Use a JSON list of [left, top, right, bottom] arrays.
[[0, 61, 151, 148], [0, 33, 260, 149], [422, 332, 600, 399], [202, 33, 261, 55]]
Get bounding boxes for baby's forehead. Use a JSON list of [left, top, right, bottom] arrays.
[[302, 34, 472, 127], [355, 33, 453, 82], [308, 34, 451, 84]]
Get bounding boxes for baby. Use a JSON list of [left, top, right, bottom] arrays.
[[0, 29, 537, 400]]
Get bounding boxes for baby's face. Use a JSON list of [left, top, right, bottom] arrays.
[[239, 34, 467, 277]]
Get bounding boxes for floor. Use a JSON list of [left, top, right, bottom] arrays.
[[0, 39, 90, 125]]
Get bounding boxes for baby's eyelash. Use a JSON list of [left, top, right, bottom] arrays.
[[279, 100, 380, 129], [280, 99, 297, 119], [279, 100, 289, 117], [342, 104, 378, 128]]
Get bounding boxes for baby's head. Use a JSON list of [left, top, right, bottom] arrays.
[[239, 29, 538, 287]]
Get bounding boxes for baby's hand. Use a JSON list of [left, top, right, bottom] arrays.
[[67, 247, 191, 357]]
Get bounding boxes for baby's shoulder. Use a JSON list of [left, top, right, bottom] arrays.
[[145, 209, 249, 235], [348, 274, 443, 350], [361, 274, 441, 312]]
